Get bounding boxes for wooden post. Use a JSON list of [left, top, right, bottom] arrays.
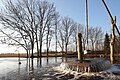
[[77, 33, 83, 60], [86, 0, 89, 45], [102, 0, 120, 63], [110, 17, 115, 64]]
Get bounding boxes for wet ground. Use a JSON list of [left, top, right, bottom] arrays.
[[0, 58, 120, 80]]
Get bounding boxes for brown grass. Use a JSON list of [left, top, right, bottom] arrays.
[[0, 53, 65, 58]]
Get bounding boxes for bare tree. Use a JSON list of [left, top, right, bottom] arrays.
[[45, 13, 60, 57], [60, 17, 75, 54], [72, 23, 85, 52], [46, 26, 54, 57], [54, 12, 60, 54], [0, 0, 58, 58], [0, 0, 36, 57], [58, 27, 64, 54], [36, 1, 57, 57], [88, 27, 103, 50]]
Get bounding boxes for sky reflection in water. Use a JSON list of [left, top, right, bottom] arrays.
[[0, 57, 64, 78]]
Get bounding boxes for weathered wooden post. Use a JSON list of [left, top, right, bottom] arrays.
[[102, 0, 119, 64], [77, 33, 83, 60], [110, 16, 116, 64]]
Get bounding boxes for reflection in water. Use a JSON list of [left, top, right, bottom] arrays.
[[37, 58, 42, 67], [26, 57, 64, 79], [47, 57, 49, 65], [2, 57, 120, 80], [55, 57, 57, 63], [18, 64, 21, 75], [28, 58, 35, 79], [0, 57, 65, 79], [31, 58, 34, 71]]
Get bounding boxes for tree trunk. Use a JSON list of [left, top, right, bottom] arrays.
[[55, 34, 57, 56], [31, 41, 34, 58], [39, 40, 42, 58], [46, 35, 49, 58], [65, 43, 68, 54], [26, 50, 29, 58], [36, 33, 39, 58]]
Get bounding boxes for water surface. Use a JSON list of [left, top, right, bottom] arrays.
[[1, 57, 120, 80], [0, 57, 65, 79]]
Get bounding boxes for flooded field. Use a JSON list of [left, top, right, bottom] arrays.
[[0, 57, 120, 80], [0, 57, 64, 80]]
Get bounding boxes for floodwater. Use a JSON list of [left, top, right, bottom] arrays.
[[0, 57, 120, 80], [0, 57, 74, 80]]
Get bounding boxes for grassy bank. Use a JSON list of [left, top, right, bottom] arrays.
[[0, 53, 75, 58]]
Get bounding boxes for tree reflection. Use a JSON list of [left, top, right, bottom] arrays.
[[27, 58, 35, 79], [18, 63, 21, 75]]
